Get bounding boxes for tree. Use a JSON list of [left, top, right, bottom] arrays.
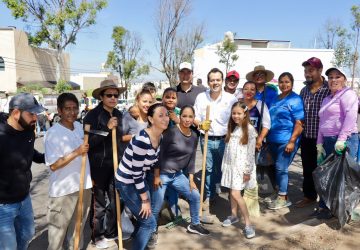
[[155, 0, 204, 86], [349, 5, 360, 87], [105, 26, 149, 97], [2, 0, 107, 83], [54, 79, 72, 93], [216, 31, 239, 74]]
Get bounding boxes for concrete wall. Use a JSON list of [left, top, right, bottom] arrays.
[[70, 73, 120, 90], [0, 28, 70, 93], [0, 29, 17, 92], [193, 45, 334, 94]]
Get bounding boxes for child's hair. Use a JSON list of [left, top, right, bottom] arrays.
[[162, 87, 177, 98], [142, 82, 156, 92], [225, 101, 250, 145]]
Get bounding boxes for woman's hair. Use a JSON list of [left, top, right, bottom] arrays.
[[147, 103, 165, 126], [242, 81, 256, 90], [135, 88, 152, 101], [179, 105, 195, 116], [162, 87, 177, 98], [278, 72, 294, 85], [57, 92, 79, 109], [225, 101, 250, 145]]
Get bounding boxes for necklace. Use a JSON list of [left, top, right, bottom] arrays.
[[177, 124, 192, 137]]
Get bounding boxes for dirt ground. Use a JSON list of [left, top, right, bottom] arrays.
[[28, 140, 360, 250]]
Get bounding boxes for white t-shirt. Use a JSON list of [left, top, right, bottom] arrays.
[[194, 90, 238, 136], [45, 121, 92, 198]]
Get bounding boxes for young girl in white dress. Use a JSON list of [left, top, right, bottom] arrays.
[[221, 101, 257, 239]]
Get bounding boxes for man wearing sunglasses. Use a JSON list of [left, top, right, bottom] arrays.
[[83, 79, 126, 249], [0, 93, 45, 250]]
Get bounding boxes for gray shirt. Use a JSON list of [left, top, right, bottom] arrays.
[[159, 126, 198, 174], [122, 111, 148, 136]]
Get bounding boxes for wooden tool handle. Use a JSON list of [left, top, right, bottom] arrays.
[[74, 124, 90, 250], [199, 105, 210, 216], [112, 128, 123, 250]]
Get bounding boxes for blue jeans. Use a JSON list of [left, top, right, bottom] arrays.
[[116, 182, 156, 250], [319, 133, 359, 209], [152, 172, 201, 225], [200, 137, 225, 199], [269, 142, 299, 195], [0, 195, 35, 250]]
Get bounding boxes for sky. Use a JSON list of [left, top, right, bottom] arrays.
[[0, 0, 358, 81]]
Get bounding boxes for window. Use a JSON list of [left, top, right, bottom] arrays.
[[0, 57, 4, 71]]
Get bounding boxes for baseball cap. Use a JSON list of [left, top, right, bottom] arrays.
[[325, 67, 347, 79], [226, 70, 240, 80], [9, 93, 45, 114], [179, 62, 192, 71], [302, 57, 323, 69]]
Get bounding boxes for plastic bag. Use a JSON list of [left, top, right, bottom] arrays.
[[121, 206, 134, 240], [256, 143, 274, 167], [313, 151, 360, 227], [244, 185, 260, 217], [256, 165, 275, 194]]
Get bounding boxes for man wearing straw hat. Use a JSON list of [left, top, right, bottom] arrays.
[[0, 93, 45, 250], [246, 65, 278, 108], [44, 93, 92, 250], [83, 79, 126, 249]]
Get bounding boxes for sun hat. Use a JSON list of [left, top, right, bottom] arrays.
[[246, 65, 274, 82], [92, 79, 126, 100]]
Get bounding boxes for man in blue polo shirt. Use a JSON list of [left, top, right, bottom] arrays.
[[246, 65, 278, 108]]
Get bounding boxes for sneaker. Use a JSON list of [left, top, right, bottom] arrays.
[[215, 183, 222, 194], [187, 224, 210, 235], [243, 225, 256, 239], [316, 209, 333, 220], [222, 216, 239, 227], [146, 232, 158, 249], [104, 236, 118, 242], [94, 238, 109, 249], [267, 197, 292, 210], [264, 192, 278, 204]]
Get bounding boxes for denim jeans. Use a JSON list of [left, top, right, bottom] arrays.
[[269, 142, 299, 195], [116, 181, 156, 250], [0, 195, 35, 250], [200, 137, 225, 199], [152, 172, 201, 225], [319, 133, 359, 209]]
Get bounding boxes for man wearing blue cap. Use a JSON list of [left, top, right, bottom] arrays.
[[0, 93, 45, 250]]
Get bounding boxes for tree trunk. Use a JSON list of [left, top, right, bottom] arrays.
[[351, 27, 359, 88], [56, 47, 62, 83]]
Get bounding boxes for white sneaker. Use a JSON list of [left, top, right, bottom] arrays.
[[215, 183, 222, 194], [94, 238, 109, 249]]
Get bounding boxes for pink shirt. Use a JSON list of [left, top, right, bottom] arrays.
[[317, 87, 358, 144]]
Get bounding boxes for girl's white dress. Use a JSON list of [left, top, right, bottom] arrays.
[[221, 125, 257, 191]]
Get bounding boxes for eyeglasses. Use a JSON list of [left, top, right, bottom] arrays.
[[104, 93, 119, 98]]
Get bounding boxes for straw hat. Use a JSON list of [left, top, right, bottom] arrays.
[[246, 65, 274, 82], [92, 79, 127, 100]]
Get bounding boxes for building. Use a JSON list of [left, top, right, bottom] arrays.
[[0, 27, 70, 93], [193, 38, 334, 93], [70, 72, 120, 91]]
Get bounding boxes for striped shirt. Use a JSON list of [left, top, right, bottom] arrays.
[[300, 80, 330, 139], [115, 129, 161, 194]]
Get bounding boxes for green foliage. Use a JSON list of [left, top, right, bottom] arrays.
[[17, 83, 42, 93], [105, 25, 149, 90], [55, 79, 72, 93], [216, 32, 239, 74]]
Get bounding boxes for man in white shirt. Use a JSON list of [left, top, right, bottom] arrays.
[[194, 68, 238, 208], [45, 93, 92, 250]]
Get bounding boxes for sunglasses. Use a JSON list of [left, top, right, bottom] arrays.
[[104, 93, 119, 98]]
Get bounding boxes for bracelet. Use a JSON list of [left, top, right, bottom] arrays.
[[141, 199, 149, 204]]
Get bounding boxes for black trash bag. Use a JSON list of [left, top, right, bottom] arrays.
[[313, 151, 360, 227]]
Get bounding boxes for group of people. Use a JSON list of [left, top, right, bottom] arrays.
[[0, 57, 359, 250]]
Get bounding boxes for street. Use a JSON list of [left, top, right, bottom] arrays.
[[28, 137, 360, 250]]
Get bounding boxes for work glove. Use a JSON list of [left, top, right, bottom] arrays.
[[199, 120, 211, 132], [334, 140, 347, 155], [316, 144, 326, 165]]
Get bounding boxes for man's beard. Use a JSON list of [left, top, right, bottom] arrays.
[[18, 114, 35, 131], [304, 79, 314, 85]]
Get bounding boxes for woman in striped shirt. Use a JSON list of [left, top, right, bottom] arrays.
[[115, 103, 169, 250]]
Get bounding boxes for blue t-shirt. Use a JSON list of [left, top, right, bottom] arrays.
[[255, 85, 278, 108], [268, 92, 304, 144]]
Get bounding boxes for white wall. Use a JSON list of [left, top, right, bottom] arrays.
[[0, 29, 17, 92], [193, 46, 334, 93]]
